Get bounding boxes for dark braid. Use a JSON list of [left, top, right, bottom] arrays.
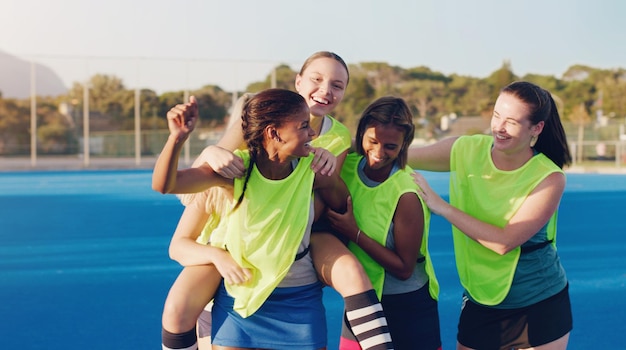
[[232, 88, 308, 210], [233, 106, 257, 210]]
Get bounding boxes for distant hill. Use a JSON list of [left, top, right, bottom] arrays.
[[0, 50, 68, 99]]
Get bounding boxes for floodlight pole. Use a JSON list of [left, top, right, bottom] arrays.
[[135, 88, 141, 166], [183, 90, 190, 165], [83, 81, 90, 167], [30, 61, 37, 167]]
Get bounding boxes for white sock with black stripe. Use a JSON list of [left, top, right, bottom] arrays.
[[344, 289, 394, 350]]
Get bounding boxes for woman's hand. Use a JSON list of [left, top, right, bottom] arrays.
[[166, 96, 198, 142], [309, 147, 337, 176], [196, 145, 245, 179], [212, 248, 253, 285], [412, 171, 449, 216], [326, 196, 360, 242]]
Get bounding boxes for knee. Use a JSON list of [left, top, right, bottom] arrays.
[[331, 254, 372, 296], [162, 296, 196, 332]]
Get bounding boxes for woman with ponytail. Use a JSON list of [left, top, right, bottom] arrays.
[[410, 81, 573, 350], [157, 88, 348, 349]]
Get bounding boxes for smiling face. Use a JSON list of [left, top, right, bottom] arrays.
[[272, 106, 316, 159], [294, 56, 348, 118], [491, 92, 543, 155], [361, 122, 406, 182]]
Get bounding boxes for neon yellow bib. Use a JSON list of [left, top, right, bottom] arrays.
[[311, 115, 351, 156], [341, 153, 439, 300], [197, 115, 348, 244], [211, 150, 315, 317], [450, 135, 562, 305]]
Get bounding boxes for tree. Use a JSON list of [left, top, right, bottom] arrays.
[[0, 98, 29, 154], [520, 74, 565, 93], [560, 80, 596, 122], [352, 62, 405, 96], [68, 74, 126, 114], [446, 75, 491, 117], [486, 60, 517, 100], [596, 70, 626, 121], [406, 66, 451, 84], [65, 74, 129, 131], [246, 64, 296, 92], [191, 85, 231, 127], [333, 75, 375, 131]]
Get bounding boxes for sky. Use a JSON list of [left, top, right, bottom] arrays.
[[1, 0, 625, 95]]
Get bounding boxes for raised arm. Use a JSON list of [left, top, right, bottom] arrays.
[[152, 96, 199, 193], [413, 171, 565, 255]]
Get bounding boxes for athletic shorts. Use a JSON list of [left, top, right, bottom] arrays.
[[457, 283, 573, 349], [340, 282, 441, 350], [197, 302, 212, 338], [211, 280, 326, 349]]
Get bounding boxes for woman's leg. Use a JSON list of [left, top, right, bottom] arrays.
[[519, 332, 570, 350], [311, 232, 393, 350], [162, 265, 222, 350]]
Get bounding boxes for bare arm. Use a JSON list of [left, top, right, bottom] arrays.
[[190, 94, 252, 178], [311, 149, 349, 219], [413, 171, 565, 255], [313, 146, 350, 215], [169, 201, 252, 285], [156, 146, 234, 194], [407, 136, 457, 172], [152, 94, 236, 194], [314, 163, 349, 214], [327, 193, 424, 280], [152, 96, 199, 193], [152, 134, 186, 194]]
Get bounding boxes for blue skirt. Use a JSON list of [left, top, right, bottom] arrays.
[[212, 281, 327, 349]]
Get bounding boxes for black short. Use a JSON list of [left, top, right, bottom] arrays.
[[382, 285, 441, 350], [341, 283, 441, 350], [457, 284, 572, 349]]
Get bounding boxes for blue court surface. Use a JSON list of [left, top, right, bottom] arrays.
[[0, 170, 624, 349]]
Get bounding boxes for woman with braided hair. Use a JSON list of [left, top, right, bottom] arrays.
[[157, 88, 348, 349]]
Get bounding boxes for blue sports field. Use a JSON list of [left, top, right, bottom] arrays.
[[0, 170, 624, 349]]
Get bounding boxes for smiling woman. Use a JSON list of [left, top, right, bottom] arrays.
[[326, 96, 442, 350], [410, 81, 574, 350], [152, 88, 353, 350]]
